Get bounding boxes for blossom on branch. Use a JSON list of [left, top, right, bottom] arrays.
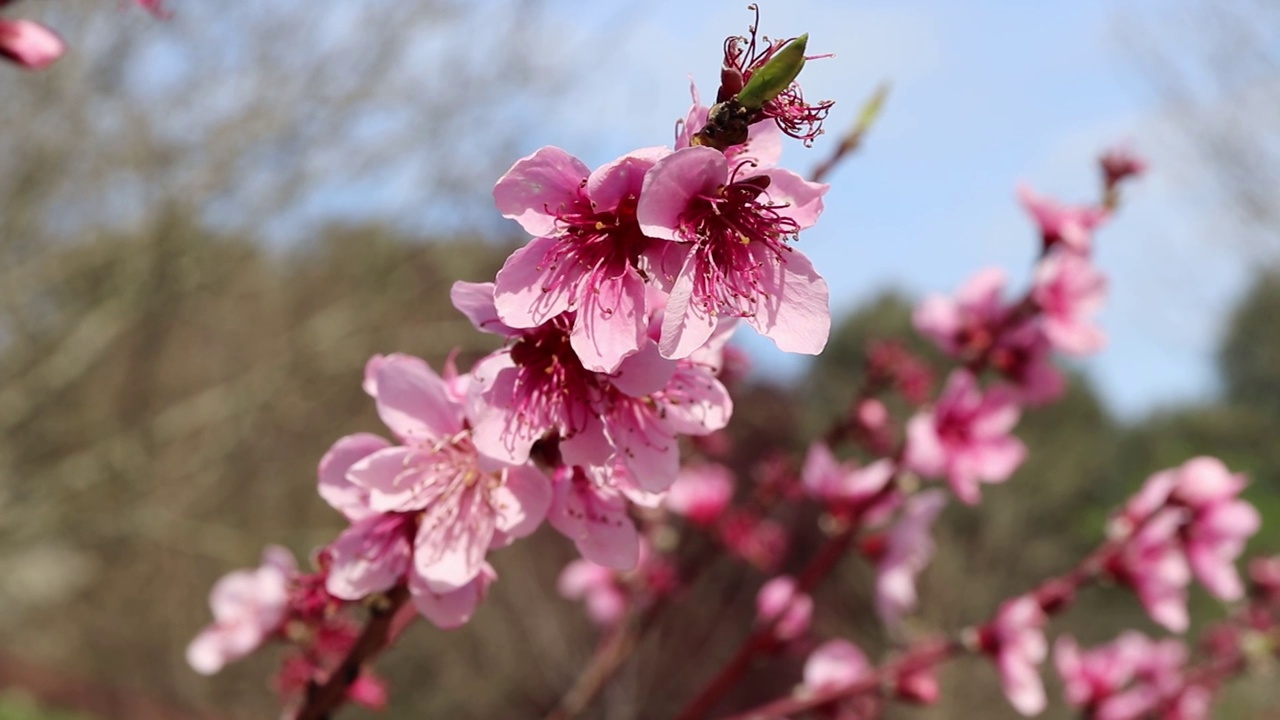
[[187, 546, 295, 675], [904, 370, 1026, 504], [637, 146, 829, 359]]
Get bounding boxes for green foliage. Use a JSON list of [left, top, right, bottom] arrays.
[[0, 693, 93, 720], [1220, 270, 1280, 417]]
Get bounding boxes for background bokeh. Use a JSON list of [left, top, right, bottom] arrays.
[[0, 0, 1278, 718]]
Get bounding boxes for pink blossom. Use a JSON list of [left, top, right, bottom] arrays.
[[1054, 632, 1146, 716], [637, 146, 829, 359], [988, 321, 1067, 405], [801, 441, 896, 510], [1109, 508, 1192, 632], [876, 490, 948, 626], [558, 559, 627, 627], [914, 268, 1010, 359], [803, 639, 872, 693], [1033, 250, 1107, 355], [982, 595, 1048, 716], [0, 19, 64, 70], [491, 146, 671, 372], [548, 465, 640, 570], [409, 562, 495, 629], [755, 575, 813, 641], [1017, 185, 1109, 254], [455, 282, 731, 492], [665, 462, 735, 525], [186, 546, 295, 675], [1117, 457, 1261, 604], [337, 354, 552, 602], [904, 370, 1026, 504], [914, 271, 1064, 404]]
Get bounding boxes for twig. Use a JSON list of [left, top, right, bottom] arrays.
[[292, 585, 410, 720]]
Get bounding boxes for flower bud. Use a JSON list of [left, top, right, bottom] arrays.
[[736, 33, 808, 111]]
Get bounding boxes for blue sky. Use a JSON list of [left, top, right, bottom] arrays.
[[518, 0, 1249, 420]]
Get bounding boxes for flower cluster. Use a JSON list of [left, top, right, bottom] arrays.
[[179, 9, 1280, 720], [187, 11, 840, 710]]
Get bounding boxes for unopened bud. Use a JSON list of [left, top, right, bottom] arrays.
[[736, 33, 808, 111]]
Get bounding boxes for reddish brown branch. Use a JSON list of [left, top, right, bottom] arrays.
[[292, 584, 410, 720]]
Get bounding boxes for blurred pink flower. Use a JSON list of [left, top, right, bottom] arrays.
[[801, 441, 895, 509], [1109, 508, 1192, 632], [876, 490, 948, 626], [914, 268, 1010, 359], [988, 321, 1067, 405], [1054, 632, 1146, 717], [558, 559, 627, 628], [1117, 457, 1260, 605], [548, 465, 640, 570], [187, 546, 295, 675], [755, 575, 813, 641], [637, 145, 829, 359], [803, 638, 872, 693], [982, 595, 1048, 716], [0, 18, 63, 69], [1018, 185, 1109, 254], [904, 370, 1026, 504], [721, 511, 788, 571], [1033, 250, 1107, 355], [665, 462, 735, 525]]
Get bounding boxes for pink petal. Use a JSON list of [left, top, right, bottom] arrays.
[[494, 236, 576, 328], [490, 464, 552, 539], [608, 339, 677, 398], [326, 517, 411, 600], [375, 355, 463, 442], [450, 281, 517, 336], [659, 251, 719, 359], [745, 247, 831, 355], [637, 146, 727, 241], [317, 433, 390, 521], [0, 19, 64, 70], [549, 477, 639, 570], [804, 639, 871, 692], [570, 269, 647, 372], [493, 146, 589, 236], [467, 353, 541, 465], [903, 412, 945, 477], [607, 406, 679, 492], [413, 492, 495, 593], [347, 446, 437, 513], [559, 413, 615, 468], [654, 367, 733, 436], [185, 629, 229, 675], [758, 168, 827, 230], [586, 146, 669, 210], [409, 563, 494, 629]]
